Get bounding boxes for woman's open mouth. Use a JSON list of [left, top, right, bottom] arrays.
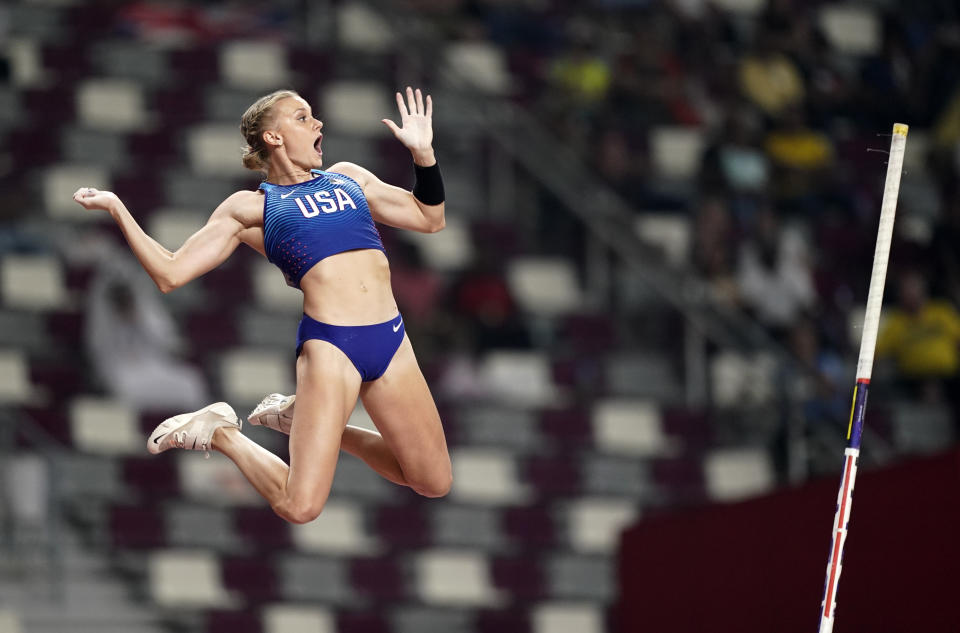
[[314, 134, 323, 157]]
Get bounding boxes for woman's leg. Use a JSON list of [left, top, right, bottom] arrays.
[[359, 335, 452, 498], [211, 339, 362, 524]]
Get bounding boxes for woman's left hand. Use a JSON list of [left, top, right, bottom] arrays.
[[382, 86, 435, 166]]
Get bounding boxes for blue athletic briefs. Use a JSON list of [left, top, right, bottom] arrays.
[[296, 313, 406, 381], [260, 169, 385, 288]]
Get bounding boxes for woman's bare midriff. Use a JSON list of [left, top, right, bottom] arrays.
[[298, 248, 398, 325]]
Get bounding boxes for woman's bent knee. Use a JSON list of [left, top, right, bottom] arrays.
[[274, 499, 326, 525], [411, 471, 452, 498]]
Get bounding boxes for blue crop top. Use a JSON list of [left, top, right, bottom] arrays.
[[260, 169, 385, 288]]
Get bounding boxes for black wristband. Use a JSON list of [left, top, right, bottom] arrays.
[[412, 162, 445, 206]]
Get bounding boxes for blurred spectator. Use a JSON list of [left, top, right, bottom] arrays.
[[691, 196, 739, 308], [549, 30, 611, 105], [738, 30, 805, 118], [876, 269, 960, 405], [84, 253, 209, 412], [736, 204, 817, 332]]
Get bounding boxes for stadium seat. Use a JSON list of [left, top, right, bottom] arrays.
[[262, 604, 335, 633], [167, 503, 243, 551], [320, 81, 392, 135], [289, 500, 379, 555], [401, 217, 474, 271], [604, 353, 678, 399], [186, 124, 251, 176], [506, 257, 583, 317], [532, 602, 603, 633], [581, 454, 650, 498], [431, 504, 504, 550], [277, 555, 353, 604], [221, 555, 281, 603], [819, 5, 881, 55], [251, 258, 303, 312], [0, 608, 23, 633], [546, 553, 615, 601], [414, 549, 503, 606], [444, 42, 511, 94], [148, 209, 206, 251], [634, 214, 691, 268], [591, 398, 674, 457], [351, 555, 408, 601], [148, 549, 236, 609], [504, 505, 559, 550], [459, 405, 540, 452], [110, 505, 165, 549], [337, 3, 395, 53], [0, 349, 32, 404], [6, 37, 45, 87], [450, 448, 530, 505], [649, 126, 705, 181], [565, 497, 638, 554], [5, 454, 48, 525], [42, 164, 112, 220], [704, 447, 774, 501], [219, 348, 294, 407], [220, 41, 290, 89], [69, 396, 141, 455], [492, 556, 545, 601], [392, 607, 474, 633], [890, 401, 955, 453], [177, 452, 262, 506], [1, 254, 67, 310], [76, 78, 147, 132], [478, 350, 559, 409]]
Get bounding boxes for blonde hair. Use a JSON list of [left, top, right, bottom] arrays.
[[239, 89, 300, 172]]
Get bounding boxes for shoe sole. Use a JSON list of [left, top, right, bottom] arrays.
[[147, 401, 240, 455], [248, 395, 296, 434]]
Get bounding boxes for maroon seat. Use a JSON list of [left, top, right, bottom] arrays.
[[20, 406, 72, 446], [539, 407, 591, 448], [477, 608, 531, 633], [234, 507, 291, 551], [504, 505, 558, 550], [650, 456, 706, 505], [221, 555, 280, 604], [351, 555, 408, 601], [206, 609, 262, 633], [337, 610, 391, 633], [375, 504, 430, 549], [186, 309, 240, 352], [491, 555, 545, 600], [523, 455, 580, 498], [123, 456, 180, 498], [110, 505, 165, 549]]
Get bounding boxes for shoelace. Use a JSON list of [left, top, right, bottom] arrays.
[[172, 430, 212, 459]]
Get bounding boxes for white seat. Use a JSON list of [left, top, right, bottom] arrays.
[[70, 397, 140, 455], [148, 550, 235, 608], [177, 452, 262, 506], [320, 81, 392, 135], [186, 124, 250, 176], [263, 604, 336, 633], [289, 500, 378, 554], [6, 455, 48, 524], [415, 549, 502, 606], [76, 78, 147, 132], [634, 214, 691, 267], [710, 350, 748, 408], [507, 257, 583, 317], [819, 5, 880, 55], [566, 497, 638, 554], [479, 350, 558, 408], [449, 448, 529, 505], [219, 348, 294, 407], [220, 40, 290, 89], [444, 42, 511, 94], [402, 217, 473, 271], [1, 255, 67, 310], [704, 447, 774, 502], [337, 3, 394, 53], [533, 602, 604, 633], [251, 258, 303, 312], [592, 399, 673, 457], [43, 164, 111, 220], [0, 349, 31, 404], [650, 126, 705, 180], [148, 209, 204, 251], [6, 37, 45, 87], [0, 608, 23, 633]]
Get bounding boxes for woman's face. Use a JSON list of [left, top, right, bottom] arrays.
[[269, 96, 324, 170]]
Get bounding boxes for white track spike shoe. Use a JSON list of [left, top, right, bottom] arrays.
[[147, 402, 241, 458], [248, 393, 295, 435]]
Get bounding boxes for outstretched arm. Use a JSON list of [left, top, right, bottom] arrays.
[[330, 87, 445, 234], [73, 188, 251, 293]]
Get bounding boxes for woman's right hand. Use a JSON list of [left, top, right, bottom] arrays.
[[72, 187, 120, 214]]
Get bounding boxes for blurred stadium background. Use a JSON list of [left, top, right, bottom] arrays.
[[1, 0, 959, 632]]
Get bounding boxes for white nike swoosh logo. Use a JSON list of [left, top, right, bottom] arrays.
[[393, 318, 403, 332], [280, 189, 298, 199]]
